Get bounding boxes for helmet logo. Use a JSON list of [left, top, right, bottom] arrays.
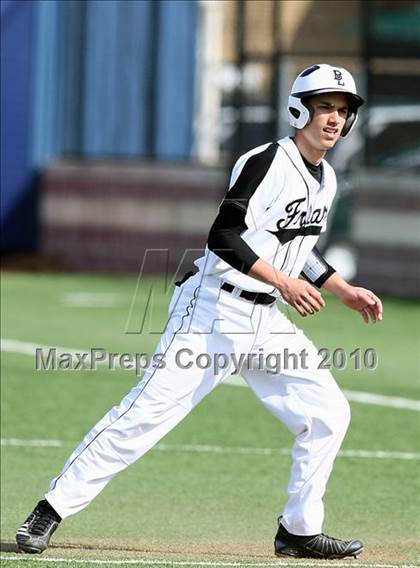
[[333, 69, 345, 86]]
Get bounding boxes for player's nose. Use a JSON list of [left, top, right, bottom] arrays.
[[327, 110, 339, 125]]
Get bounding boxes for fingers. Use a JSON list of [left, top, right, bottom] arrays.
[[360, 304, 380, 323], [360, 308, 369, 323], [369, 292, 383, 321], [296, 289, 325, 317], [294, 303, 309, 317], [308, 288, 326, 310], [283, 279, 325, 317], [295, 299, 314, 317], [358, 288, 383, 323], [368, 305, 380, 323]]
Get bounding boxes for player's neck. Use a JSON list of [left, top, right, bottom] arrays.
[[292, 133, 326, 166]]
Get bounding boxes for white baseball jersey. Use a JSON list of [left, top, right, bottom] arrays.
[[194, 136, 337, 296]]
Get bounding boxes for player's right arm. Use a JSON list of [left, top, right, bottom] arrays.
[[208, 205, 325, 317], [248, 258, 325, 317], [207, 143, 324, 317]]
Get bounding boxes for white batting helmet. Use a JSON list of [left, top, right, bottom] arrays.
[[288, 64, 364, 137]]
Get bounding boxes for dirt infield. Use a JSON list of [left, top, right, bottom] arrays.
[[2, 536, 419, 567]]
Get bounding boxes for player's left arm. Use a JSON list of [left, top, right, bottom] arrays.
[[322, 272, 383, 323], [301, 248, 383, 323]]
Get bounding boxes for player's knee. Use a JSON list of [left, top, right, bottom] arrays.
[[337, 394, 351, 430], [318, 392, 351, 439]]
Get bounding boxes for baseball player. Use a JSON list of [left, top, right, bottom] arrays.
[[17, 64, 382, 559]]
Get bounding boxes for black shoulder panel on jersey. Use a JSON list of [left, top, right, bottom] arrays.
[[206, 143, 278, 275], [301, 247, 336, 288], [224, 142, 279, 211]]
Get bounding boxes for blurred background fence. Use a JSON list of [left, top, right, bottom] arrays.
[[1, 0, 419, 295]]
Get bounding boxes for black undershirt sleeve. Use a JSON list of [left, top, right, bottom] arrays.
[[207, 203, 259, 274], [301, 247, 336, 288]]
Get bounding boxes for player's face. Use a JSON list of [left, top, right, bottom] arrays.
[[302, 93, 349, 151]]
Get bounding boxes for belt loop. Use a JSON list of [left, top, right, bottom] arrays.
[[231, 286, 241, 298]]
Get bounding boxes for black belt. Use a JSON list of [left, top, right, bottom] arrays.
[[175, 271, 195, 287], [221, 282, 276, 305]]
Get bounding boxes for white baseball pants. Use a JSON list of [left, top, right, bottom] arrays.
[[46, 273, 350, 535]]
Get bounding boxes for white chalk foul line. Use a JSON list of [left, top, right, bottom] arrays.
[[61, 292, 125, 308], [1, 439, 419, 461], [223, 376, 420, 412], [0, 557, 417, 568], [342, 390, 420, 412], [2, 339, 420, 412], [1, 439, 65, 448], [1, 339, 87, 359]]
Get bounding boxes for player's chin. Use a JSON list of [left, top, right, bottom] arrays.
[[320, 136, 339, 150]]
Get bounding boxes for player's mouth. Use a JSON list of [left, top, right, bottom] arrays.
[[322, 127, 339, 140]]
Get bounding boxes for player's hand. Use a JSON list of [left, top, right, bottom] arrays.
[[337, 286, 383, 323], [279, 277, 326, 317]]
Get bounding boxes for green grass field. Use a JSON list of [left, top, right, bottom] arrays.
[[1, 272, 420, 568]]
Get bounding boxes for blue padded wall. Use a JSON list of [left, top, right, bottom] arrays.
[[2, 0, 198, 251], [155, 1, 197, 159], [83, 0, 155, 157], [1, 0, 37, 250], [32, 0, 198, 162]]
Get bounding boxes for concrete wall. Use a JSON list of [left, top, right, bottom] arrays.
[[39, 161, 228, 275]]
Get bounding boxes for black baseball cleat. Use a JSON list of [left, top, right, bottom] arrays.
[[274, 518, 364, 559], [16, 499, 61, 554]]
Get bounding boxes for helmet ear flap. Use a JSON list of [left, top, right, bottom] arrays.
[[288, 95, 313, 130], [341, 111, 358, 137]]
